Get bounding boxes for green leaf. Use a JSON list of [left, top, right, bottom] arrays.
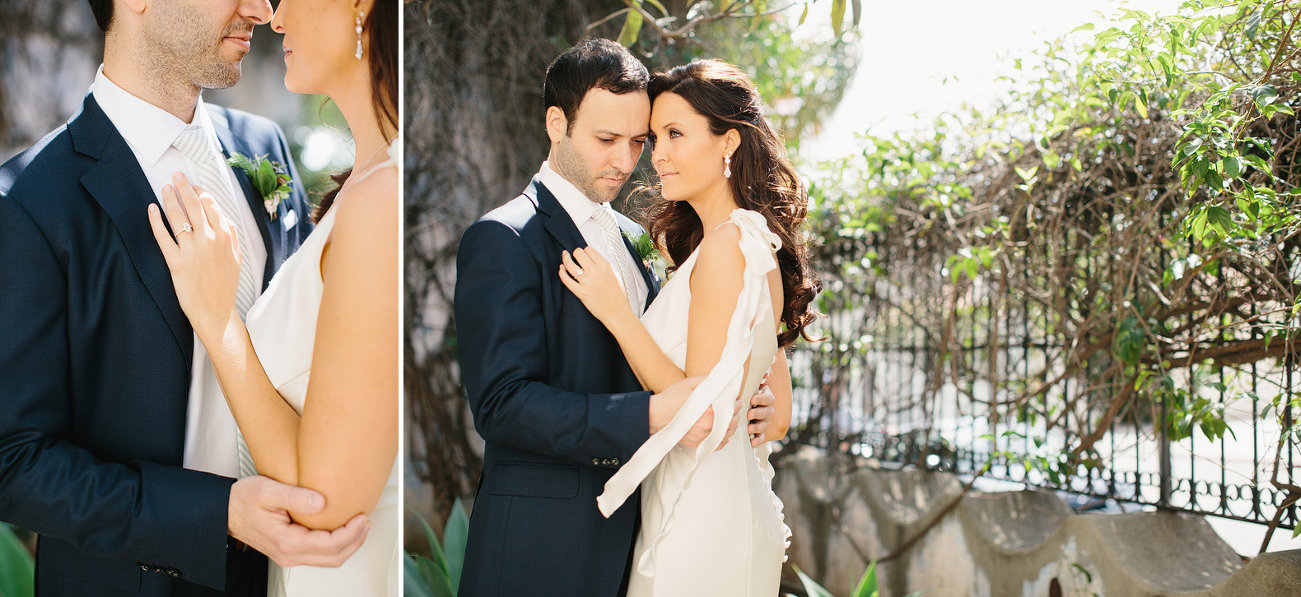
[[444, 498, 470, 593], [1206, 205, 1233, 236], [852, 561, 879, 597], [831, 0, 846, 36], [1072, 23, 1095, 33], [1223, 155, 1242, 178], [617, 5, 643, 48], [795, 566, 838, 597], [403, 555, 436, 597], [643, 0, 667, 16], [798, 3, 809, 25], [1245, 7, 1261, 39], [0, 525, 33, 597]]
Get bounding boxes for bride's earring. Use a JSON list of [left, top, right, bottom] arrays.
[[723, 153, 732, 179], [355, 11, 365, 60]]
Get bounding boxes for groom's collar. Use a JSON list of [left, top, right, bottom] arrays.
[[537, 161, 610, 228], [91, 65, 220, 168]]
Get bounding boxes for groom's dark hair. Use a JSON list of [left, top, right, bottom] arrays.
[[86, 0, 112, 32], [543, 38, 649, 135]]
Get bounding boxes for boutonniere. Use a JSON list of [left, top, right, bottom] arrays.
[[227, 153, 293, 220], [624, 230, 668, 281]]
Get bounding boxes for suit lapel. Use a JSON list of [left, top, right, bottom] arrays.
[[71, 95, 193, 367], [529, 178, 587, 253], [531, 177, 659, 305], [209, 106, 277, 289]]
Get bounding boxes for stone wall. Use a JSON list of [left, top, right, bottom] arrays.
[[774, 448, 1301, 596]]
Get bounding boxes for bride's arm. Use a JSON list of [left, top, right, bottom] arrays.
[[148, 177, 306, 486], [149, 173, 397, 531], [291, 169, 398, 530], [559, 247, 685, 393]]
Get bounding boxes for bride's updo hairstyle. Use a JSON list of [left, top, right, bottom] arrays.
[[313, 0, 398, 223], [645, 59, 820, 348]]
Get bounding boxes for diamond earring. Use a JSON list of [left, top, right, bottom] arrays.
[[723, 153, 732, 179], [355, 11, 365, 60]]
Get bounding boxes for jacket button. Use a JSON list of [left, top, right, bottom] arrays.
[[611, 458, 620, 465], [168, 570, 180, 578], [139, 564, 149, 572], [591, 458, 600, 465], [601, 459, 612, 466]]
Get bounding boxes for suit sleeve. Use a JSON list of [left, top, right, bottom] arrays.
[[455, 219, 651, 466], [0, 193, 235, 589]]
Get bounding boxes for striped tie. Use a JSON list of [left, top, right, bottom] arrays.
[[172, 125, 260, 479], [590, 207, 643, 317]]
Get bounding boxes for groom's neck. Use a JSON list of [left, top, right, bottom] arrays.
[[102, 43, 202, 124]]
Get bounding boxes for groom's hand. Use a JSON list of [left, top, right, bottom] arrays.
[[228, 476, 371, 568], [649, 376, 742, 451], [747, 381, 776, 447]]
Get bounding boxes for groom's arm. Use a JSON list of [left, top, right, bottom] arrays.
[[455, 218, 653, 465]]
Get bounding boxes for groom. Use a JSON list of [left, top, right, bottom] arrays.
[[455, 38, 779, 596], [0, 1, 368, 596]]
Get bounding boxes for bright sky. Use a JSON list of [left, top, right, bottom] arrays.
[[803, 0, 1184, 160]]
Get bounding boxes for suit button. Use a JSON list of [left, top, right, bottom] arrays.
[[139, 564, 150, 572], [611, 458, 620, 465], [168, 570, 180, 578], [601, 459, 611, 466], [591, 458, 600, 465]]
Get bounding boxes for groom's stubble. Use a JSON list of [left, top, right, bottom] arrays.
[[140, 1, 256, 92], [551, 135, 625, 205]]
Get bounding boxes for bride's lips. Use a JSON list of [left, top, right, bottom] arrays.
[[658, 171, 678, 179]]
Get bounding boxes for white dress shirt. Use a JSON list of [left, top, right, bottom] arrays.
[[538, 162, 649, 311], [92, 65, 267, 478]]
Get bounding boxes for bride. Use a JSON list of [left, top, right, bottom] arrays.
[[558, 59, 820, 596], [146, 0, 398, 596]]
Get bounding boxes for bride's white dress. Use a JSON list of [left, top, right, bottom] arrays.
[[597, 209, 791, 597], [244, 146, 399, 597]]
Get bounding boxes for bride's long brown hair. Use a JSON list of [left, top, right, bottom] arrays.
[[312, 0, 398, 223], [645, 59, 820, 348]]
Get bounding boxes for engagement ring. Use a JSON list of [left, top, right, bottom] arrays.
[[177, 222, 193, 235]]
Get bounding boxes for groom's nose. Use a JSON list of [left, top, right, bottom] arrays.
[[610, 145, 637, 174], [239, 0, 274, 24]]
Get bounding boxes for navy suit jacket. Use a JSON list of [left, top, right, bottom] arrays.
[[0, 94, 312, 596], [454, 178, 662, 597]]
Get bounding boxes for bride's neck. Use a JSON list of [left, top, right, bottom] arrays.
[[687, 180, 740, 233], [329, 79, 391, 175]]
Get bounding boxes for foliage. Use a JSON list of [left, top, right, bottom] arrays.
[[799, 0, 1301, 544], [404, 498, 469, 597], [791, 561, 926, 597], [0, 525, 33, 597]]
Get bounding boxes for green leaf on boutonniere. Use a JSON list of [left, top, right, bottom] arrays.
[[227, 152, 294, 221], [625, 230, 656, 263]]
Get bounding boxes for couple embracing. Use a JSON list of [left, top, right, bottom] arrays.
[[455, 39, 820, 596], [0, 0, 398, 596]]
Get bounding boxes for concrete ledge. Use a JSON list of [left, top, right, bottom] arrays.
[[774, 448, 1300, 597]]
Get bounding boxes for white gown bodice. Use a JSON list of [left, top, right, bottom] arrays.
[[598, 208, 791, 597]]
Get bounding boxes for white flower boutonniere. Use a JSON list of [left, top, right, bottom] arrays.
[[227, 153, 293, 220]]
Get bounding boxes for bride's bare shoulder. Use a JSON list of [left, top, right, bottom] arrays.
[[330, 166, 398, 244], [691, 222, 745, 282]]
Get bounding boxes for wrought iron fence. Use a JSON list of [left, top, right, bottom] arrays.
[[786, 233, 1301, 531]]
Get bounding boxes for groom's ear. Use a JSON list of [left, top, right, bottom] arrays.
[[120, 0, 148, 17], [545, 106, 569, 145]]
